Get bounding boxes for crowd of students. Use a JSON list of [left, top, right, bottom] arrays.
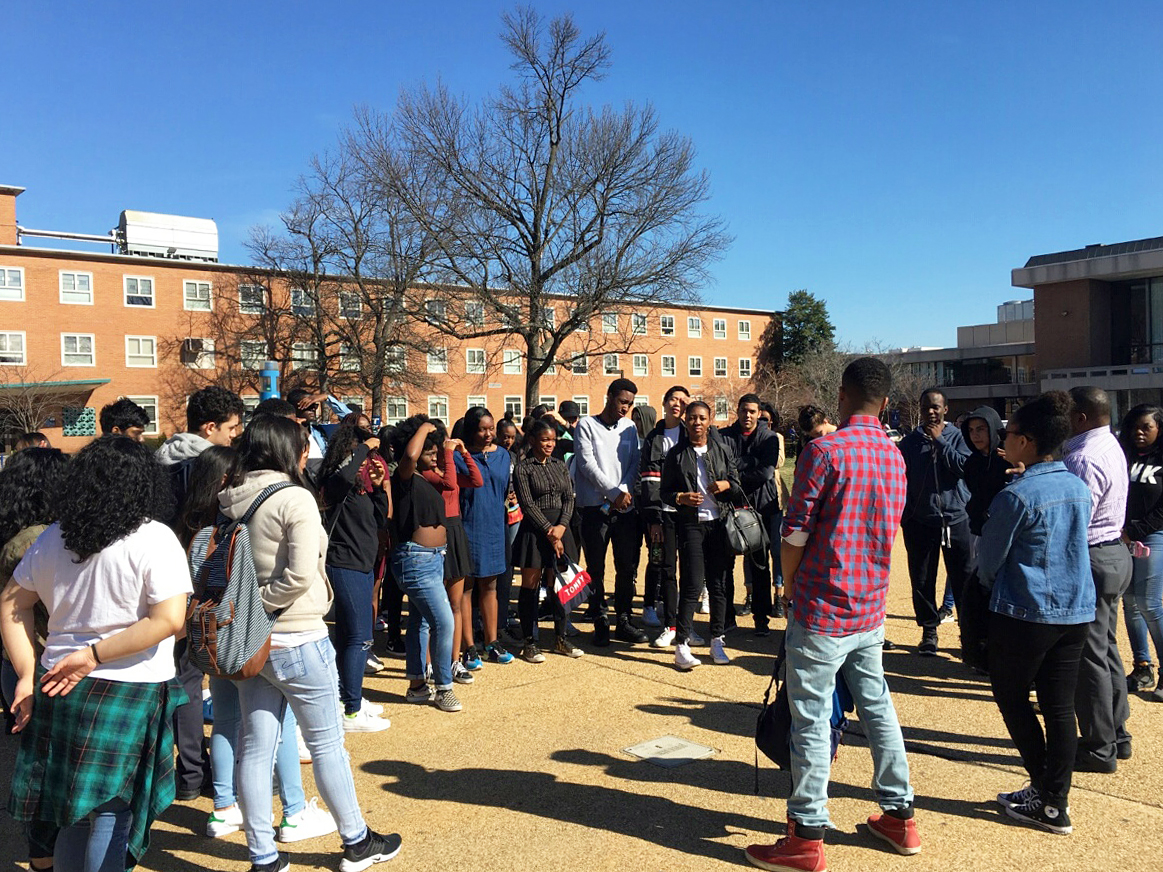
[[0, 367, 1160, 872]]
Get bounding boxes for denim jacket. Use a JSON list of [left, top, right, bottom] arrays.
[[978, 461, 1095, 625]]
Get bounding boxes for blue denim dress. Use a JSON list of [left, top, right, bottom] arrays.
[[457, 448, 511, 577]]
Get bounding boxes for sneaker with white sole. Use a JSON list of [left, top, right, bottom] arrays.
[[698, 593, 710, 614], [652, 627, 676, 648], [1004, 790, 1072, 835], [520, 643, 546, 664], [675, 642, 702, 670], [343, 708, 391, 732], [688, 629, 706, 646], [996, 782, 1039, 809], [554, 636, 584, 658], [361, 700, 384, 717], [462, 646, 483, 671], [296, 726, 311, 764], [405, 683, 435, 703], [710, 636, 730, 665], [278, 797, 337, 843], [434, 688, 463, 712], [451, 661, 475, 684], [340, 829, 402, 871], [365, 654, 385, 675], [206, 804, 244, 838], [641, 606, 662, 628]]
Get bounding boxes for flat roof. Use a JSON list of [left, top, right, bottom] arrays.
[[1013, 235, 1163, 288]]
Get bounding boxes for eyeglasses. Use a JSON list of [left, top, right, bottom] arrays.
[[1004, 427, 1025, 438]]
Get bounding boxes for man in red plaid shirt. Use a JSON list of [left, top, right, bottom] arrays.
[[745, 358, 920, 872]]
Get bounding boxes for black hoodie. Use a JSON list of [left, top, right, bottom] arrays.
[[959, 406, 1009, 536]]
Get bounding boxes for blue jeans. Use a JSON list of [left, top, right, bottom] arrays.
[[209, 676, 304, 816], [236, 637, 368, 865], [1129, 531, 1163, 666], [392, 542, 454, 689], [54, 798, 131, 872], [785, 617, 913, 828], [329, 565, 375, 715]]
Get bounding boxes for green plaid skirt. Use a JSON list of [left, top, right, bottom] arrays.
[[8, 671, 188, 869]]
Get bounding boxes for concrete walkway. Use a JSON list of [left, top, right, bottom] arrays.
[[3, 535, 1161, 871]]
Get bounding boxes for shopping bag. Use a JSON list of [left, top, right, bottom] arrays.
[[553, 558, 592, 614]]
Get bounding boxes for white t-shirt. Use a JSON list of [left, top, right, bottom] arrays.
[[661, 425, 682, 513], [13, 520, 194, 683], [693, 445, 720, 522]]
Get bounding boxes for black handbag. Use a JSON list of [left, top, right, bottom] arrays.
[[724, 504, 768, 557]]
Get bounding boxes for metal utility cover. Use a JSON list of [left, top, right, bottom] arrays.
[[623, 736, 717, 768]]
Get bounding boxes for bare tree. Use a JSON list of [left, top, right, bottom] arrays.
[[358, 8, 730, 409], [0, 364, 74, 439]]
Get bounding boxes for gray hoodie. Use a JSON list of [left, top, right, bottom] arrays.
[[155, 432, 213, 466]]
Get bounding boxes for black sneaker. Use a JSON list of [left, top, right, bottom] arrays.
[[754, 623, 770, 638], [383, 637, 406, 658], [736, 595, 752, 617], [917, 628, 938, 656], [341, 829, 402, 871], [937, 604, 955, 624], [1004, 792, 1072, 835], [772, 597, 786, 619], [1074, 750, 1116, 773], [251, 852, 290, 872], [1117, 739, 1133, 761], [1127, 662, 1155, 691], [592, 615, 610, 647], [615, 617, 649, 644]]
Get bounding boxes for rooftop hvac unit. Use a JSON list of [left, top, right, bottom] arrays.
[[117, 210, 218, 261]]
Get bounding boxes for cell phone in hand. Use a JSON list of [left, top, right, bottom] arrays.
[[1131, 540, 1151, 559]]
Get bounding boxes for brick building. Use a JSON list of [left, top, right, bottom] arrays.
[[0, 185, 772, 450]]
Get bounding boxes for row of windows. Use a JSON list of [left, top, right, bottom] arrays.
[[0, 266, 214, 311], [434, 348, 752, 379], [0, 331, 158, 367]]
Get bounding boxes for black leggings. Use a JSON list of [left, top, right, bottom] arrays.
[[676, 518, 729, 643], [988, 613, 1088, 808]]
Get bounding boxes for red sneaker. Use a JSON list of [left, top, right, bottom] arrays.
[[866, 812, 921, 855], [744, 820, 827, 872]]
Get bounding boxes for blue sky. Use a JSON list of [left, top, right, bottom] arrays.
[[5, 1, 1162, 348]]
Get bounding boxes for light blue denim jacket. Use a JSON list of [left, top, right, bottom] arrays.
[[978, 460, 1095, 625]]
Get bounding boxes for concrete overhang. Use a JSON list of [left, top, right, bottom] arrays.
[[892, 341, 1036, 364], [1013, 242, 1163, 288]]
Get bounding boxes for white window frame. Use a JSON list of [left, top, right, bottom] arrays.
[[124, 275, 155, 308], [126, 395, 160, 435], [61, 332, 95, 367], [713, 318, 727, 339], [0, 267, 24, 302], [634, 396, 650, 408], [428, 395, 449, 421], [739, 357, 753, 379], [540, 307, 556, 330], [427, 347, 449, 373], [738, 320, 752, 340], [385, 397, 408, 423], [632, 313, 647, 335], [0, 330, 26, 365], [714, 357, 728, 378], [603, 353, 620, 375], [339, 343, 360, 372], [715, 397, 730, 420], [467, 395, 487, 409], [290, 287, 316, 317], [181, 337, 216, 369], [688, 355, 702, 377], [602, 312, 618, 333], [572, 396, 589, 416], [465, 301, 485, 328], [60, 271, 94, 305], [661, 355, 676, 377], [338, 291, 361, 320], [466, 348, 487, 374], [660, 314, 675, 336], [183, 279, 212, 312], [538, 395, 557, 410], [571, 354, 589, 375], [240, 340, 266, 370], [502, 349, 522, 374], [504, 396, 524, 419], [290, 342, 318, 371], [569, 307, 590, 332], [384, 344, 406, 373], [239, 284, 266, 315], [632, 354, 648, 377], [424, 298, 447, 325], [241, 396, 261, 421], [687, 316, 702, 338]]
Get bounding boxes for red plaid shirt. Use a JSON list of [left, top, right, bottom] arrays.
[[782, 415, 906, 635]]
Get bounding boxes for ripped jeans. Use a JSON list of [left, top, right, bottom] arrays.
[[329, 565, 375, 715]]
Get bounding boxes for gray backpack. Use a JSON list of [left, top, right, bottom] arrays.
[[186, 482, 295, 679]]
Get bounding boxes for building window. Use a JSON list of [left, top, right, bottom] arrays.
[[633, 354, 648, 376], [124, 276, 154, 307], [339, 291, 361, 320], [604, 353, 620, 375], [713, 318, 727, 339], [661, 355, 676, 377], [467, 395, 487, 409], [385, 397, 408, 423], [504, 396, 523, 419], [738, 320, 751, 340], [290, 288, 316, 317], [424, 299, 446, 325], [634, 396, 650, 408], [0, 331, 26, 365], [715, 397, 729, 420], [0, 267, 24, 301], [466, 348, 487, 374], [632, 313, 647, 335], [602, 313, 618, 333], [465, 301, 485, 327], [239, 284, 265, 315], [62, 406, 96, 437], [540, 307, 555, 330], [291, 342, 318, 371], [126, 396, 159, 434], [241, 396, 261, 421], [184, 280, 211, 311], [739, 358, 752, 379], [240, 340, 266, 370], [569, 307, 590, 332], [340, 344, 360, 372], [688, 355, 702, 377], [62, 333, 95, 366], [60, 271, 94, 305], [573, 396, 589, 416], [427, 348, 449, 373], [428, 395, 449, 421], [384, 344, 406, 373], [571, 354, 589, 375], [687, 316, 702, 338], [538, 395, 557, 409], [714, 357, 728, 378], [503, 349, 522, 374], [181, 337, 216, 369], [660, 314, 675, 336]]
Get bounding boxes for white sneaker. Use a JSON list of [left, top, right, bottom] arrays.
[[296, 726, 311, 764], [451, 661, 475, 684], [698, 590, 710, 614], [710, 635, 730, 665], [688, 629, 706, 646], [206, 804, 243, 838], [361, 700, 385, 717], [651, 627, 676, 648], [343, 708, 391, 732], [365, 654, 385, 675], [278, 797, 338, 843], [642, 606, 662, 628], [675, 642, 702, 670]]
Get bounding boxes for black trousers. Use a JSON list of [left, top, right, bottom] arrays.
[[1076, 542, 1134, 764], [676, 518, 729, 643], [643, 512, 679, 627], [730, 505, 783, 630], [902, 517, 973, 628], [579, 506, 641, 618], [989, 614, 1088, 808], [172, 639, 209, 793]]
